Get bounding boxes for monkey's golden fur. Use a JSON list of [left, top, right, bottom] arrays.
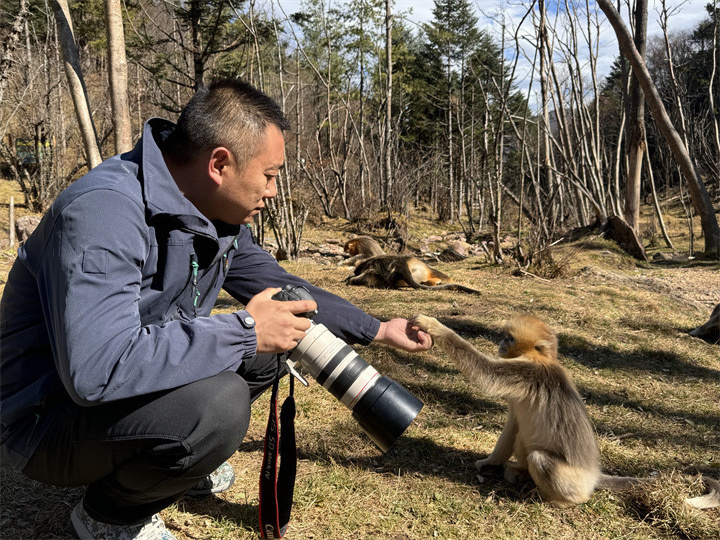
[[347, 255, 480, 294], [411, 314, 720, 508], [341, 236, 386, 268]]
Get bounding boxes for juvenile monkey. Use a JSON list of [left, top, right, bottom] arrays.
[[347, 255, 480, 294], [410, 314, 720, 509], [341, 236, 386, 268]]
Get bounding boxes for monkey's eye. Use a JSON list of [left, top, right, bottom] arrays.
[[502, 334, 514, 345]]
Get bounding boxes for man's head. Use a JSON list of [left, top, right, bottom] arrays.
[[165, 80, 290, 225], [166, 79, 290, 170]]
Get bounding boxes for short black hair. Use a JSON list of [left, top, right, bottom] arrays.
[[165, 79, 290, 168]]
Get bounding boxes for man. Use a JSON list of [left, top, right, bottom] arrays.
[[0, 79, 431, 540]]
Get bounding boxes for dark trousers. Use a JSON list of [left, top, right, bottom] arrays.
[[22, 354, 282, 525]]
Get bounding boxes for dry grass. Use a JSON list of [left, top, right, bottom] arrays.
[[1, 178, 719, 539]]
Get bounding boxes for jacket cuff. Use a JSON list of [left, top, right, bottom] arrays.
[[360, 317, 382, 346], [234, 310, 258, 358]]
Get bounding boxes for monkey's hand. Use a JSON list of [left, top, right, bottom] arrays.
[[409, 315, 446, 341], [374, 318, 433, 352]]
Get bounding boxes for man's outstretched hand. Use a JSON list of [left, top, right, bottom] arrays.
[[374, 318, 432, 352]]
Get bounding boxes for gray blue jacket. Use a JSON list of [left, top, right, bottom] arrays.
[[0, 118, 380, 471]]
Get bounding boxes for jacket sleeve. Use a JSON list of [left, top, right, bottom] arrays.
[[34, 190, 257, 405], [222, 227, 381, 346]]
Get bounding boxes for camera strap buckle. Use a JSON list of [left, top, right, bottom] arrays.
[[283, 358, 309, 387], [259, 368, 296, 539]]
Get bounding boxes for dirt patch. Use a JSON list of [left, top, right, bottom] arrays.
[[579, 265, 719, 312]]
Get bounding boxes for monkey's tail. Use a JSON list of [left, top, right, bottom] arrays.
[[596, 473, 654, 491], [598, 474, 720, 509], [685, 477, 720, 509], [412, 283, 482, 295]]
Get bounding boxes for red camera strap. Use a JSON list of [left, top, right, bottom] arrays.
[[259, 375, 296, 539]]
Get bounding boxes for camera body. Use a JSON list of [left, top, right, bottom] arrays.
[[272, 285, 423, 452]]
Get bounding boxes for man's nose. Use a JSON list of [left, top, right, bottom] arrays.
[[265, 179, 277, 198]]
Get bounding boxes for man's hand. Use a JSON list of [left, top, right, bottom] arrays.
[[374, 318, 432, 352], [245, 288, 317, 353]]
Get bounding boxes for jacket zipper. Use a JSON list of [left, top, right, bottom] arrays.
[[191, 235, 239, 316], [190, 254, 200, 317]]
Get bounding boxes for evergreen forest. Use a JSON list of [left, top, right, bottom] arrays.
[[1, 0, 720, 259]]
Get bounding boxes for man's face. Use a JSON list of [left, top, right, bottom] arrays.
[[215, 124, 285, 225]]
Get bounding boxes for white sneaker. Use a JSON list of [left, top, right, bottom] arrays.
[[186, 461, 236, 496], [70, 500, 177, 540]]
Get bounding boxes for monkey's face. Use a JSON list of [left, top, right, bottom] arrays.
[[498, 316, 558, 362], [344, 240, 359, 255], [498, 333, 515, 358]]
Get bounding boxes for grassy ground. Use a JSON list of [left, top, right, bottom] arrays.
[[1, 178, 719, 539]]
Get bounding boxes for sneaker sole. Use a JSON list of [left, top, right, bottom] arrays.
[[69, 506, 93, 540]]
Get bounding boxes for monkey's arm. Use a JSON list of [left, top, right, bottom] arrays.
[[476, 413, 518, 469], [340, 254, 365, 268], [411, 315, 535, 401]]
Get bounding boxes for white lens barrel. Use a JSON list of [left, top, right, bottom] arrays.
[[289, 323, 380, 409], [289, 321, 424, 452]]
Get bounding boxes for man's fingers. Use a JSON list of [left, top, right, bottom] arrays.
[[280, 299, 318, 317], [259, 287, 282, 298]]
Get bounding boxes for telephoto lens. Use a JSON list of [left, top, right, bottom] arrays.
[[272, 285, 423, 452]]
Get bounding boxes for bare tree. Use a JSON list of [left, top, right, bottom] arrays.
[[104, 0, 133, 153], [623, 0, 648, 235], [538, 0, 552, 198], [51, 0, 102, 168], [708, 0, 720, 190], [0, 0, 30, 106], [596, 0, 720, 258], [383, 0, 393, 209]]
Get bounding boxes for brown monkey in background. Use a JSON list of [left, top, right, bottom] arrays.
[[410, 314, 720, 509], [341, 236, 386, 268], [347, 255, 481, 294]]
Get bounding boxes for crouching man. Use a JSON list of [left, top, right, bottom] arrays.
[[0, 79, 431, 540]]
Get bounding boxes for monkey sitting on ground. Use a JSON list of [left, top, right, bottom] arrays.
[[347, 255, 481, 294], [410, 314, 720, 509], [341, 236, 386, 268]]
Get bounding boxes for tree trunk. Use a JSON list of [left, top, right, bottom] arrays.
[[384, 0, 393, 208], [708, 0, 720, 191], [538, 0, 552, 194], [190, 0, 204, 90], [596, 0, 720, 258], [644, 132, 674, 249], [104, 0, 132, 153], [0, 0, 29, 106], [623, 0, 647, 235], [51, 0, 102, 168]]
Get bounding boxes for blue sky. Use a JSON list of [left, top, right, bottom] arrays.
[[271, 0, 712, 101], [274, 0, 709, 36]]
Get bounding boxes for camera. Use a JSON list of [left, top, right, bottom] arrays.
[[272, 285, 423, 452]]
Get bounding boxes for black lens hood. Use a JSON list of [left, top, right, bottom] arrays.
[[352, 377, 424, 452]]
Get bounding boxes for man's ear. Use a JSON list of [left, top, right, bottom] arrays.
[[207, 147, 233, 187]]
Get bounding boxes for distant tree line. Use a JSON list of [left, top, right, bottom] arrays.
[[1, 0, 718, 259]]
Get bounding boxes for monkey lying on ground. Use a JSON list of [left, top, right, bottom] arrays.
[[341, 236, 386, 268], [410, 314, 720, 509], [347, 255, 481, 294]]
